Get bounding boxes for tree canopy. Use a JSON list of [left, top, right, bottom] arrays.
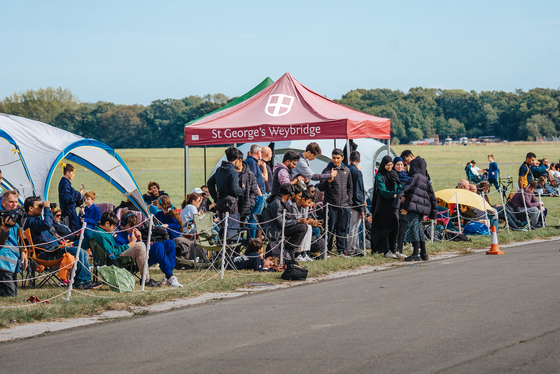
[[1, 85, 559, 148]]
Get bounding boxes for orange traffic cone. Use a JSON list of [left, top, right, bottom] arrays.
[[486, 225, 504, 255]]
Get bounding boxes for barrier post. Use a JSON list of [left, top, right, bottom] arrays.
[[324, 203, 329, 260], [521, 189, 531, 231], [362, 214, 367, 256], [482, 192, 489, 224], [64, 221, 87, 301], [220, 212, 229, 280], [141, 214, 153, 291], [537, 191, 545, 228], [430, 220, 435, 244], [455, 192, 462, 233], [280, 209, 286, 268], [499, 187, 510, 233]]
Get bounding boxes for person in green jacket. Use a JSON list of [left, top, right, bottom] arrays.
[[90, 211, 160, 287]]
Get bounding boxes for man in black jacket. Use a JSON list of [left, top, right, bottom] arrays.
[[347, 151, 365, 256], [317, 149, 353, 256], [207, 146, 245, 217]]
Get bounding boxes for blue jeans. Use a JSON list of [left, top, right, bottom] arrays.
[[148, 240, 176, 278], [247, 195, 265, 238]]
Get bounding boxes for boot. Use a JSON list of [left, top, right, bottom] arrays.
[[404, 242, 421, 262], [419, 241, 429, 261]]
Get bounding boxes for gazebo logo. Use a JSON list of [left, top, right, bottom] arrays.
[[265, 94, 294, 117]]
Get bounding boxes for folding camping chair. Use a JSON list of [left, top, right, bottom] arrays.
[[22, 229, 64, 288], [16, 228, 35, 289], [88, 239, 141, 280]]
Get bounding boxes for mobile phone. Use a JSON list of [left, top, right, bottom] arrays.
[[80, 183, 84, 189]]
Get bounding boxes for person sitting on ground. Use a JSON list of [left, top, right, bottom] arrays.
[[508, 181, 545, 228], [51, 205, 78, 242], [90, 211, 160, 287], [207, 146, 246, 217], [518, 152, 537, 189], [24, 196, 100, 290], [114, 210, 181, 287], [536, 175, 558, 197], [294, 189, 322, 261], [58, 163, 84, 232], [227, 238, 275, 272], [263, 255, 280, 271], [0, 190, 28, 297], [293, 142, 334, 183], [531, 158, 549, 180], [263, 183, 307, 260], [79, 190, 101, 231], [142, 181, 168, 206], [487, 155, 500, 190], [180, 193, 203, 230]]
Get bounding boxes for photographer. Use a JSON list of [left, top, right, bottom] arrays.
[[0, 190, 28, 297], [24, 196, 100, 290], [58, 163, 84, 232]]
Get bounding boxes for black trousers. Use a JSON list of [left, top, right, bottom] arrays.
[[395, 217, 406, 253], [284, 223, 308, 252], [0, 269, 17, 297], [326, 206, 350, 253]]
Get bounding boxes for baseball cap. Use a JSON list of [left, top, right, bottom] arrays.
[[191, 188, 204, 194]]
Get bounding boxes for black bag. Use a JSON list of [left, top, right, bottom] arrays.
[[444, 231, 471, 242], [281, 263, 308, 281]]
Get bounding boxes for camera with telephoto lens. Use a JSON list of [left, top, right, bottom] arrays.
[[0, 208, 25, 227]]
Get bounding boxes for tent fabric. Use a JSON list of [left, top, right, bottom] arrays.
[[184, 72, 390, 146], [210, 139, 395, 198], [0, 113, 148, 216], [185, 77, 275, 126]]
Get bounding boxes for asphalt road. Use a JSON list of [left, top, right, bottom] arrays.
[[2, 241, 560, 373]]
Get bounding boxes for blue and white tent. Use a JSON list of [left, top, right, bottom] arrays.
[[0, 113, 147, 216]]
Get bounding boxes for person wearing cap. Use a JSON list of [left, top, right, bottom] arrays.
[[198, 185, 215, 213]]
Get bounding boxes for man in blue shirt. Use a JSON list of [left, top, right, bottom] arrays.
[[0, 190, 27, 297]]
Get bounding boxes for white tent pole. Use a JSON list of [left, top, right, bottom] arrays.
[[521, 188, 531, 230], [362, 214, 367, 256], [63, 221, 87, 301], [455, 192, 462, 233], [537, 191, 545, 228], [141, 214, 153, 291], [499, 187, 510, 233], [185, 146, 190, 196], [221, 212, 229, 280], [482, 192, 489, 225], [387, 137, 391, 156], [346, 139, 350, 165]]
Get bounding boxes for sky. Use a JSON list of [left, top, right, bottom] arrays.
[[2, 0, 560, 105]]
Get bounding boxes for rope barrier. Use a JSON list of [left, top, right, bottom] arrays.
[[0, 290, 68, 309]]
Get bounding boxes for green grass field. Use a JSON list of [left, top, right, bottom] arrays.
[[3, 142, 560, 329]]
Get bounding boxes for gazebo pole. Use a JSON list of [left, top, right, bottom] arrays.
[[387, 138, 391, 156], [185, 146, 190, 195], [204, 145, 207, 186]]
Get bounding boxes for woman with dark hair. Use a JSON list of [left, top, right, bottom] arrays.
[[370, 156, 403, 259], [400, 157, 438, 262], [393, 157, 408, 256]]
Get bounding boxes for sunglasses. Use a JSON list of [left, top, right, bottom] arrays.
[[54, 214, 62, 217]]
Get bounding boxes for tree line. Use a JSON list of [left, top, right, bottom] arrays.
[[1, 86, 559, 148]]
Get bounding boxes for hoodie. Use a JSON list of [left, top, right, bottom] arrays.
[[237, 161, 259, 217], [207, 161, 245, 202]]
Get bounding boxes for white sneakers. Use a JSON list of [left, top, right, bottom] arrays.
[[296, 254, 314, 262], [164, 275, 183, 288], [385, 251, 397, 259], [395, 252, 406, 260]]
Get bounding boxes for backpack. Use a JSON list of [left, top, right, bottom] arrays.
[[281, 263, 308, 281], [463, 221, 490, 236]]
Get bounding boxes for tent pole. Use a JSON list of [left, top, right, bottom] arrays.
[[346, 139, 350, 165], [387, 137, 391, 156], [204, 146, 207, 185], [185, 146, 190, 195]]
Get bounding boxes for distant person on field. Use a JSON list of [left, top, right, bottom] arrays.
[[518, 152, 536, 189], [58, 163, 84, 232], [207, 146, 246, 216], [487, 155, 500, 190]]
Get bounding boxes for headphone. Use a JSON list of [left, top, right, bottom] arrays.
[[121, 212, 136, 226]]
